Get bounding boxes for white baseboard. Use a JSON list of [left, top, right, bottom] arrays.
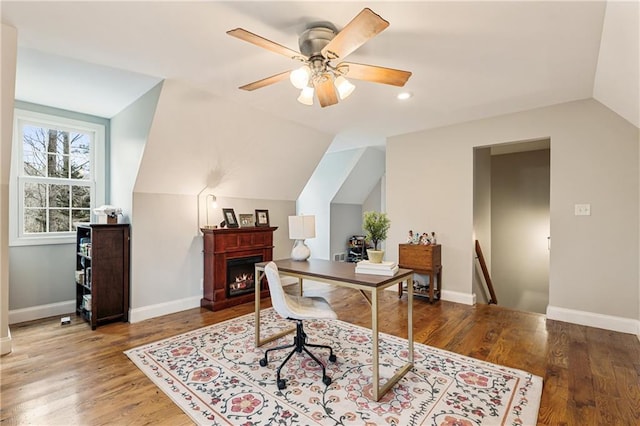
[[9, 300, 75, 324], [547, 305, 640, 336], [129, 295, 201, 323], [1, 330, 12, 355], [441, 290, 476, 305]]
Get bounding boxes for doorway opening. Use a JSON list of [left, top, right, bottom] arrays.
[[473, 139, 550, 314]]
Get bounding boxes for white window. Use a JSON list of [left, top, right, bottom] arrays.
[[10, 109, 105, 246]]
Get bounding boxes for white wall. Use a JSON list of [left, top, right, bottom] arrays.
[[594, 0, 640, 128], [1, 23, 18, 354], [110, 82, 162, 222], [388, 99, 639, 333], [363, 178, 382, 215], [299, 149, 364, 260]]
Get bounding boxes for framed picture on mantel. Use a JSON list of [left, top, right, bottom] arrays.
[[239, 214, 254, 227], [222, 208, 239, 228], [255, 209, 270, 227]]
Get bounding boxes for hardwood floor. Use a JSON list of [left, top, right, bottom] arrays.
[[1, 286, 639, 425]]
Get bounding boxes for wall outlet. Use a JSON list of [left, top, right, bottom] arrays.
[[574, 203, 591, 216]]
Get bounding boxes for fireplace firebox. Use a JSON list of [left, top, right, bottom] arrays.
[[227, 255, 262, 298], [201, 226, 277, 311]]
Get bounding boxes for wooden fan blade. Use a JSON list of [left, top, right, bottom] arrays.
[[321, 8, 389, 60], [239, 71, 291, 91], [227, 28, 305, 60], [341, 62, 412, 87], [314, 77, 339, 107]]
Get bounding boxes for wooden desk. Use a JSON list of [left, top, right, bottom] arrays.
[[398, 244, 442, 303], [255, 259, 414, 402]]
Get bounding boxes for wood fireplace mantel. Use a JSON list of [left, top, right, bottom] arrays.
[[201, 226, 277, 311]]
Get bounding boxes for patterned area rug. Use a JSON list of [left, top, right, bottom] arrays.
[[125, 308, 541, 425]]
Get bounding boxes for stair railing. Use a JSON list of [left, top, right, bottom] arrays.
[[475, 240, 497, 305]]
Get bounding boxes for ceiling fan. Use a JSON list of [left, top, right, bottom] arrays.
[[227, 8, 412, 108]]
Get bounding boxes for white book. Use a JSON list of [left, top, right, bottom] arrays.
[[356, 260, 397, 270], [355, 265, 400, 276]]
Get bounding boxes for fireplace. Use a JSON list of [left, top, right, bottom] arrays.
[[227, 255, 262, 298], [201, 226, 276, 311]]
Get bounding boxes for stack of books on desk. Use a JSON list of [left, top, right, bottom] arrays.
[[355, 260, 399, 276]]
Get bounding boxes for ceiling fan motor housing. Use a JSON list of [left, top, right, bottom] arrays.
[[299, 26, 335, 58]]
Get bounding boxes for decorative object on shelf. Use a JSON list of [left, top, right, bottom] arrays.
[[288, 215, 316, 261], [203, 194, 218, 229], [406, 230, 438, 245], [362, 211, 390, 263], [406, 230, 414, 243], [347, 235, 367, 262], [239, 214, 254, 227], [222, 208, 239, 228], [255, 209, 270, 227], [93, 205, 122, 224]]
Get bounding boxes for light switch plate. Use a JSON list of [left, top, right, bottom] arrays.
[[574, 204, 591, 216]]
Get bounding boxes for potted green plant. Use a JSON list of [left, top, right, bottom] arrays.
[[362, 211, 391, 263]]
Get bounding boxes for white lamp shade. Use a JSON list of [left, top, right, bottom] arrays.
[[334, 76, 355, 100], [297, 86, 314, 106], [288, 215, 316, 239], [290, 66, 311, 89]]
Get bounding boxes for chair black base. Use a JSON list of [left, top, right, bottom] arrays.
[[259, 319, 336, 390]]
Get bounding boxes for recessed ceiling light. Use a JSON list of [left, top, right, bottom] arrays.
[[397, 92, 412, 100]]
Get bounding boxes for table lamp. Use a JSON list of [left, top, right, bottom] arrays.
[[288, 215, 316, 261]]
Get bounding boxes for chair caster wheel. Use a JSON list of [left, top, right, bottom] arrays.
[[323, 376, 332, 386], [277, 379, 287, 390], [329, 354, 337, 362], [259, 358, 267, 367]]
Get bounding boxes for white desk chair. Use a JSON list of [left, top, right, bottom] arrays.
[[261, 261, 337, 390]]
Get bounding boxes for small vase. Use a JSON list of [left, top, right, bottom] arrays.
[[367, 249, 384, 263]]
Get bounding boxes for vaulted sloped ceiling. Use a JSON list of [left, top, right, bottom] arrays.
[[2, 1, 637, 156]]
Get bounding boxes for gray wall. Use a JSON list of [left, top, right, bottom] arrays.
[[473, 147, 492, 303], [330, 203, 364, 260], [387, 99, 639, 333], [491, 149, 550, 313]]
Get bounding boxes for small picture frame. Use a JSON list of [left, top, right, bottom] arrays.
[[255, 209, 270, 227], [239, 214, 254, 228], [222, 208, 239, 228]]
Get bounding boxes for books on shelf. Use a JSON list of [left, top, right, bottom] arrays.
[[355, 260, 399, 276]]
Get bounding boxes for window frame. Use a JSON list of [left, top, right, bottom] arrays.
[[10, 108, 106, 246]]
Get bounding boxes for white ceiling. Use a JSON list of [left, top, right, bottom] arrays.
[[2, 1, 638, 152]]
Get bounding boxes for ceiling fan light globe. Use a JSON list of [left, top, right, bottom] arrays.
[[335, 76, 355, 100], [290, 65, 311, 89], [297, 86, 314, 106]]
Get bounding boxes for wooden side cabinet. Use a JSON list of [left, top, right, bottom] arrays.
[[75, 224, 130, 329], [398, 243, 442, 303]]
